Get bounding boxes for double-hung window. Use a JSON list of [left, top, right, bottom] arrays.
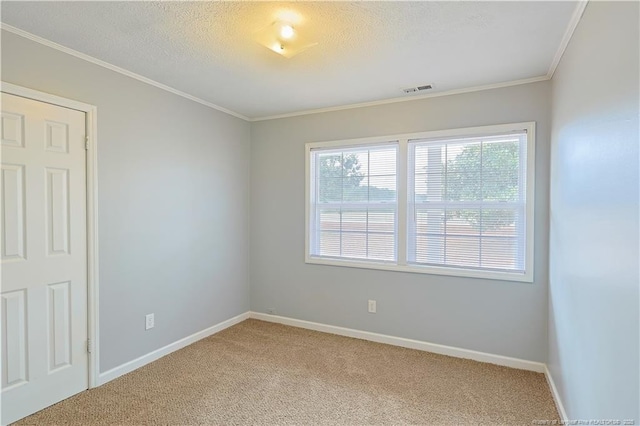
[[308, 142, 398, 263], [306, 123, 535, 282], [407, 131, 530, 275]]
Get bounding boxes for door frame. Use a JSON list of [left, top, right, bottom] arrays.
[[1, 81, 100, 389]]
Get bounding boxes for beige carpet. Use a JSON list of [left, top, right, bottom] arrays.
[[16, 319, 559, 425]]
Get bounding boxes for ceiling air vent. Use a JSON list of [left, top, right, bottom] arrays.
[[402, 84, 433, 94]]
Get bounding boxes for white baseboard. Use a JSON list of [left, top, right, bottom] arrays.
[[97, 311, 250, 385], [249, 312, 546, 373], [544, 365, 569, 421], [96, 311, 559, 415]]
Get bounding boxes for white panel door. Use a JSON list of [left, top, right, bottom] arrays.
[[1, 92, 88, 424]]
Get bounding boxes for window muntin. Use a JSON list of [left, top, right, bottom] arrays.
[[408, 132, 528, 273], [309, 143, 398, 263]]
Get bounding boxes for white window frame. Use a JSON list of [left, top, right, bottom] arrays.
[[308, 142, 400, 264], [305, 122, 535, 283]]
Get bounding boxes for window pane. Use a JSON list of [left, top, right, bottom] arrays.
[[445, 142, 481, 202], [414, 145, 446, 202], [480, 208, 519, 236], [342, 232, 367, 259], [342, 210, 367, 233], [481, 140, 520, 202], [369, 149, 396, 176], [318, 177, 343, 203], [310, 143, 398, 263], [409, 131, 528, 274], [319, 231, 340, 257], [368, 175, 396, 202], [318, 153, 343, 179], [445, 236, 481, 268], [368, 234, 395, 261], [415, 208, 444, 234], [319, 209, 340, 231], [445, 210, 481, 236], [343, 176, 368, 202], [481, 238, 519, 270], [368, 209, 395, 233], [415, 235, 444, 264]]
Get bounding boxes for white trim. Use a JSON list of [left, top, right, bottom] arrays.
[[249, 312, 545, 373], [0, 82, 101, 389], [305, 122, 536, 151], [305, 142, 312, 260], [305, 122, 536, 283], [546, 1, 589, 79], [305, 258, 533, 283], [86, 105, 100, 389], [524, 122, 536, 282], [97, 312, 250, 386], [544, 365, 569, 422], [396, 138, 408, 266], [252, 77, 549, 121], [1, 81, 97, 113], [0, 24, 250, 122]]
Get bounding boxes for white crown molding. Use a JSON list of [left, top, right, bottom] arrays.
[[250, 76, 550, 121], [546, 0, 589, 79], [0, 23, 251, 121]]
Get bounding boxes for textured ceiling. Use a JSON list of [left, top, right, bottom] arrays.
[[1, 1, 577, 119]]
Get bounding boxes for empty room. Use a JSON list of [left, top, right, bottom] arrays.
[[0, 1, 638, 425]]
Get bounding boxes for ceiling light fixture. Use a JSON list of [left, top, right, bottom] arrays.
[[255, 20, 317, 59], [280, 25, 295, 39]]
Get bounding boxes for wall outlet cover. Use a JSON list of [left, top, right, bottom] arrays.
[[145, 313, 155, 330]]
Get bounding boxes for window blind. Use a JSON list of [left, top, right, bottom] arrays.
[[309, 143, 398, 262], [407, 132, 528, 273]]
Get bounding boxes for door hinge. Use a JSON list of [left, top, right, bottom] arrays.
[[85, 136, 89, 150], [87, 338, 92, 353]]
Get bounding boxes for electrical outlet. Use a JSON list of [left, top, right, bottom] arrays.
[[368, 300, 377, 314], [145, 313, 155, 330]]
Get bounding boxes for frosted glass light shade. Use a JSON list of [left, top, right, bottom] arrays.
[[255, 21, 317, 58]]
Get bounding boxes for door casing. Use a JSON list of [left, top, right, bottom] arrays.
[[1, 81, 100, 389]]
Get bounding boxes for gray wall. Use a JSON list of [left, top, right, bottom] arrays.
[[250, 81, 552, 362], [548, 1, 639, 420], [1, 30, 251, 372]]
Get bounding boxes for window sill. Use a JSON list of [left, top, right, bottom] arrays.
[[305, 256, 533, 283]]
